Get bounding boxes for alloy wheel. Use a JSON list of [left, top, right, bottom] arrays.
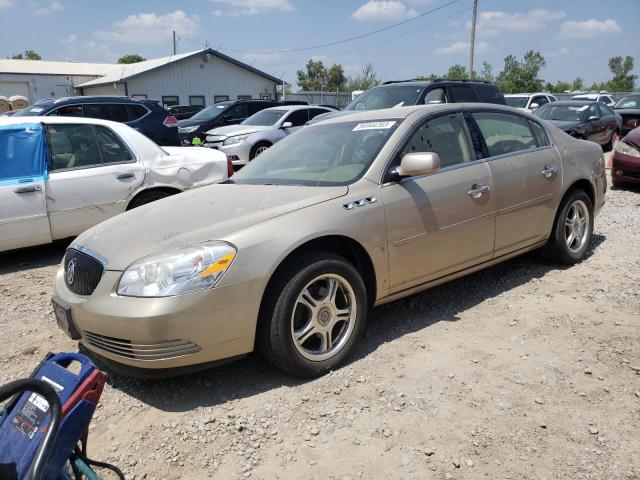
[[564, 199, 590, 253]]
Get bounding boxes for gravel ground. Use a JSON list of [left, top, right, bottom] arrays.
[[1, 172, 639, 480]]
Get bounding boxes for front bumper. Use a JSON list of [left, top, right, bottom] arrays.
[[612, 151, 640, 185], [202, 140, 251, 165], [53, 267, 268, 370]]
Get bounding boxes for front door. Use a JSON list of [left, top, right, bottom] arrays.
[[470, 111, 562, 256], [0, 123, 51, 251], [382, 113, 496, 291], [44, 123, 144, 240]]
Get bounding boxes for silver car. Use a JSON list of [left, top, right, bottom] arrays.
[[202, 105, 335, 165], [52, 103, 606, 378]]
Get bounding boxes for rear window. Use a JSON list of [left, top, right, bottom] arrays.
[[127, 104, 148, 121], [450, 86, 477, 102]]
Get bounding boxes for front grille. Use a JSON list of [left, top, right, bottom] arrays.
[[84, 331, 201, 360], [64, 249, 104, 296]]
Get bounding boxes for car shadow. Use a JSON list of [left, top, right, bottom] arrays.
[[0, 239, 71, 275], [105, 234, 606, 413]]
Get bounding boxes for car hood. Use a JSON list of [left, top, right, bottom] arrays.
[[545, 120, 584, 131], [204, 125, 271, 137], [73, 184, 349, 270]]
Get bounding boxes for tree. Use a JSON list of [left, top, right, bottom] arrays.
[[478, 62, 493, 81], [297, 59, 328, 91], [117, 54, 146, 64], [444, 63, 467, 80], [547, 80, 571, 93], [607, 56, 637, 91], [416, 73, 438, 81], [10, 50, 41, 60], [496, 50, 546, 93], [327, 64, 347, 92], [571, 76, 584, 91], [347, 63, 380, 91]]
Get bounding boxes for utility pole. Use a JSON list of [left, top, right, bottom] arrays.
[[172, 30, 177, 55], [468, 0, 478, 79]]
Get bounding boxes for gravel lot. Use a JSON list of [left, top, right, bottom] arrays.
[[1, 172, 639, 480]]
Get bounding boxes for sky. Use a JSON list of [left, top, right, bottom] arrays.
[[1, 0, 639, 89]]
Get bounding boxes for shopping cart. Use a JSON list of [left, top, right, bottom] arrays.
[[0, 352, 123, 480]]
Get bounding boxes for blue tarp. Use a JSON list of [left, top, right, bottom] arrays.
[[0, 123, 47, 186]]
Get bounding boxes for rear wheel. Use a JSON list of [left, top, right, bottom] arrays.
[[250, 142, 271, 160], [127, 190, 175, 210], [257, 252, 367, 377], [542, 189, 594, 264]]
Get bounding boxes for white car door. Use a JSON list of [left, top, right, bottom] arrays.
[[0, 122, 52, 251], [44, 122, 144, 240]]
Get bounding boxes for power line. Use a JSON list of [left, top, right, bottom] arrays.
[[217, 0, 462, 54]]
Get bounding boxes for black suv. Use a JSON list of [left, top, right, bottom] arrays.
[[177, 99, 284, 145], [310, 79, 506, 124], [14, 96, 181, 146]]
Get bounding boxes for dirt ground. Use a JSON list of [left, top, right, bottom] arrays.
[[1, 172, 639, 480]]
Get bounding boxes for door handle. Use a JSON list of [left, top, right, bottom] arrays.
[[116, 172, 135, 180], [14, 185, 42, 194], [467, 184, 490, 199], [541, 166, 559, 178]]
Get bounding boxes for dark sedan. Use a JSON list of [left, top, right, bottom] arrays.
[[612, 126, 640, 187], [535, 100, 621, 150], [613, 94, 640, 136], [167, 104, 203, 120]]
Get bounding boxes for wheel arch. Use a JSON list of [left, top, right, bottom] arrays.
[[126, 186, 182, 210], [563, 177, 595, 207]]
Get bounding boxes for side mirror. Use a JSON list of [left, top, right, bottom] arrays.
[[281, 121, 293, 129], [529, 103, 539, 111], [396, 152, 441, 177], [587, 115, 599, 122]]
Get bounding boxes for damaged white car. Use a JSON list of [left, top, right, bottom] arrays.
[[0, 116, 230, 252]]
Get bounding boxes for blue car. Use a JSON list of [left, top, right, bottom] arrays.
[[14, 96, 181, 146]]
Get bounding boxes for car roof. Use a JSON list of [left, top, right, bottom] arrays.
[[544, 100, 596, 106], [33, 96, 145, 107], [260, 105, 332, 113], [505, 92, 554, 97], [0, 115, 127, 128]]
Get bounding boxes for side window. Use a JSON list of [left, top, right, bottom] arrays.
[[46, 124, 102, 171], [109, 105, 130, 123], [400, 113, 474, 169], [308, 108, 330, 119], [189, 96, 205, 108], [95, 126, 133, 164], [284, 109, 308, 127], [48, 105, 83, 117], [532, 96, 549, 107], [214, 95, 230, 103], [0, 124, 46, 181], [83, 104, 112, 121], [596, 103, 611, 117], [529, 120, 550, 147], [476, 85, 503, 104], [449, 86, 477, 103], [472, 112, 538, 157], [588, 104, 600, 119], [424, 88, 447, 104], [127, 104, 148, 121], [226, 104, 249, 121], [162, 96, 179, 108]]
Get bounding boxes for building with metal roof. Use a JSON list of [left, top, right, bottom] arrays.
[[0, 49, 283, 108]]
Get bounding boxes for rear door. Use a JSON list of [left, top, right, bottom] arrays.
[[585, 103, 608, 145], [44, 123, 144, 239], [0, 122, 51, 251], [281, 109, 309, 134]]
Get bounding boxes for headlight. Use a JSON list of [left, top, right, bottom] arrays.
[[223, 134, 250, 146], [117, 242, 236, 297], [179, 126, 200, 134], [614, 140, 640, 158]]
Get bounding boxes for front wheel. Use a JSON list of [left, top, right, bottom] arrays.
[[543, 189, 594, 264], [257, 252, 367, 377], [250, 142, 271, 160]]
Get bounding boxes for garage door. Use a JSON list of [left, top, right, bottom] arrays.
[[0, 82, 30, 99]]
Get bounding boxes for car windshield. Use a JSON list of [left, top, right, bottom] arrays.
[[505, 97, 529, 108], [242, 110, 287, 126], [231, 119, 400, 186], [535, 104, 589, 122], [345, 86, 423, 111], [614, 96, 640, 109], [189, 102, 233, 121]]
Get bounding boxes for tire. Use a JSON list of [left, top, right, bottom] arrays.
[[542, 189, 594, 264], [249, 142, 271, 160], [605, 130, 620, 152], [127, 190, 174, 210], [257, 252, 367, 378]]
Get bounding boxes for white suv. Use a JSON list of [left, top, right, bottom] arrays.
[[571, 93, 615, 107], [505, 93, 557, 113]]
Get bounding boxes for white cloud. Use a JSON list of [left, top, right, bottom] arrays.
[[95, 10, 199, 45], [211, 0, 292, 16], [352, 1, 417, 22], [557, 18, 620, 39], [472, 9, 565, 37], [35, 0, 63, 15], [435, 41, 488, 55], [61, 34, 76, 45], [0, 0, 12, 8]]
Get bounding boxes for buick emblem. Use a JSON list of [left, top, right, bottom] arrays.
[[66, 259, 76, 285]]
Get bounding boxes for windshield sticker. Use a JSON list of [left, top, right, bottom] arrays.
[[353, 121, 396, 131], [29, 108, 44, 113]]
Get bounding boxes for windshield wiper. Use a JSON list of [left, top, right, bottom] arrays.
[[221, 179, 235, 184]]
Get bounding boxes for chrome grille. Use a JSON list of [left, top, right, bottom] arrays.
[[84, 331, 201, 360], [64, 249, 104, 296]]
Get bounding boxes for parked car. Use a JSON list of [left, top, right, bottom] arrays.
[[613, 94, 640, 136], [534, 100, 621, 149], [203, 105, 335, 165], [13, 96, 181, 146], [308, 79, 507, 124], [177, 99, 279, 146], [505, 93, 557, 112], [0, 116, 230, 253], [167, 104, 204, 120], [0, 110, 19, 117], [611, 126, 640, 187], [570, 93, 615, 107], [52, 103, 605, 378]]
